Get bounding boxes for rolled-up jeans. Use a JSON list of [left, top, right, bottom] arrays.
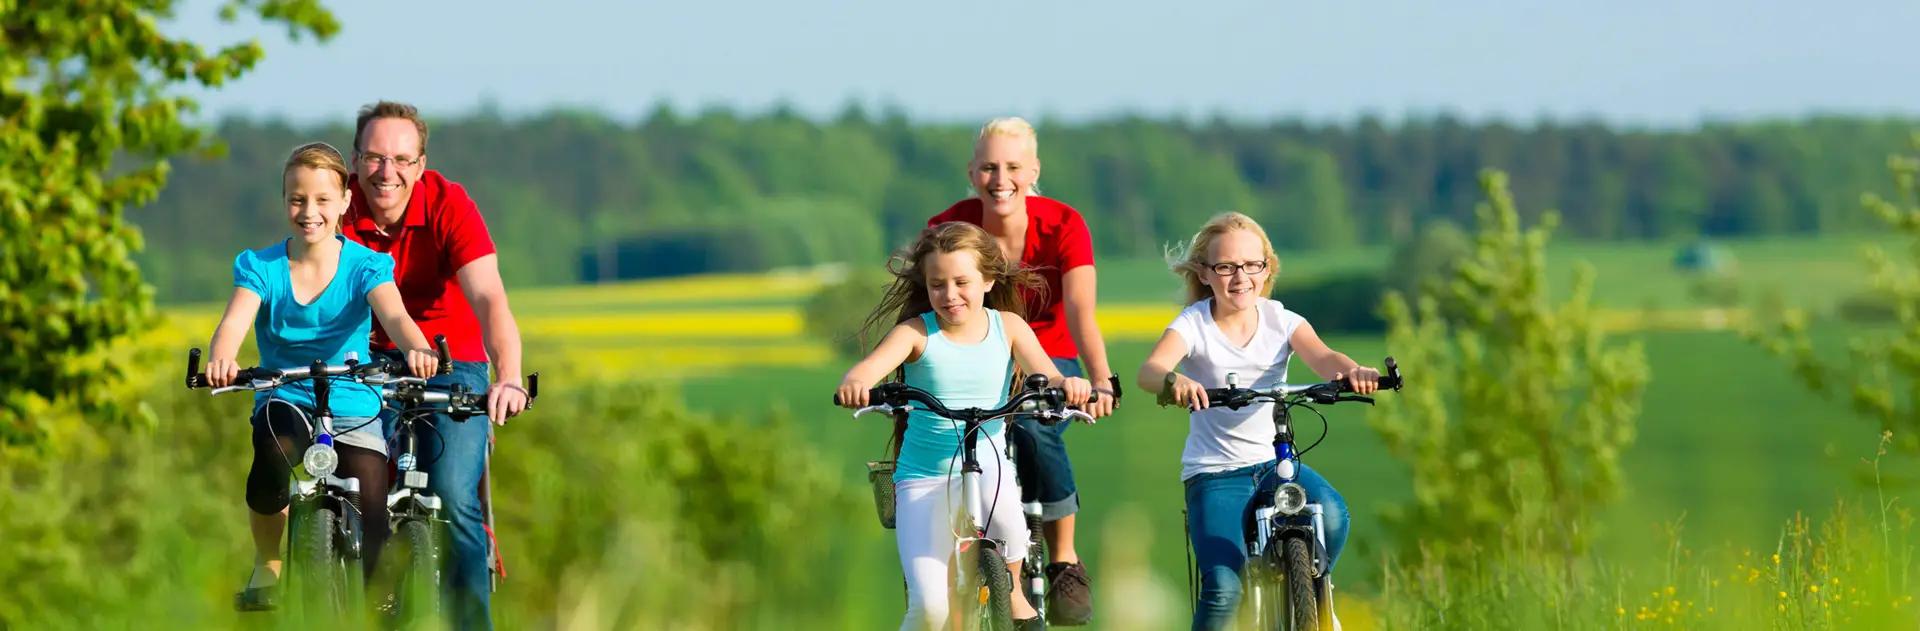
[[1005, 356, 1085, 521], [1183, 459, 1348, 631], [376, 348, 494, 631]]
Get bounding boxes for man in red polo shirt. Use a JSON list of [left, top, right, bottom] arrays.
[[344, 100, 529, 631]]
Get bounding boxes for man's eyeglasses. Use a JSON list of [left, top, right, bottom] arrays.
[[1209, 260, 1270, 276], [358, 152, 421, 169]]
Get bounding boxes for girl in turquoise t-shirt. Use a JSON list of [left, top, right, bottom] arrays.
[[202, 142, 440, 612], [834, 221, 1095, 631]]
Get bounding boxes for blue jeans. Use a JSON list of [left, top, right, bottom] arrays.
[[1183, 459, 1348, 631], [1007, 356, 1083, 521], [377, 350, 494, 631]]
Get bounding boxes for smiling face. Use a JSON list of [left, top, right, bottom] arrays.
[[922, 248, 995, 327], [355, 116, 425, 215], [1204, 229, 1274, 311], [284, 165, 350, 245], [969, 128, 1040, 218]]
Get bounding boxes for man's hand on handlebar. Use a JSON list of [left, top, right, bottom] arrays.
[[206, 356, 243, 388]]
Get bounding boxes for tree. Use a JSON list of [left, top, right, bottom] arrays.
[[1369, 169, 1651, 567], [0, 0, 339, 447], [1744, 132, 1920, 455]]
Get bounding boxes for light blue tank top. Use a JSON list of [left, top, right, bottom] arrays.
[[895, 309, 1015, 482]]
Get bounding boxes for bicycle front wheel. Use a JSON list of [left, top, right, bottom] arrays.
[[1282, 537, 1320, 631], [960, 541, 1016, 631], [290, 501, 352, 621], [389, 518, 446, 630]]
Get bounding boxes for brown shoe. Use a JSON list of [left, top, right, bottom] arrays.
[[1044, 562, 1092, 626]]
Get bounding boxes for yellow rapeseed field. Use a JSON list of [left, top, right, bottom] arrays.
[[152, 271, 1747, 379]]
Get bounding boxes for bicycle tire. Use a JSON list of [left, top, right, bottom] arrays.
[[962, 541, 1016, 631], [1283, 538, 1320, 631], [391, 518, 445, 630], [292, 502, 350, 621]]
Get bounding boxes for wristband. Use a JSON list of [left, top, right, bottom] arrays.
[[497, 383, 529, 397]]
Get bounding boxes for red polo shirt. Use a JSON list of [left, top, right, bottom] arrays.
[[343, 170, 497, 363], [927, 196, 1095, 359]]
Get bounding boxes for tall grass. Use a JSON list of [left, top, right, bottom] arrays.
[[1376, 431, 1920, 630]]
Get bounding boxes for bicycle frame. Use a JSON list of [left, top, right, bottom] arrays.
[[1186, 357, 1404, 630], [843, 374, 1095, 627]]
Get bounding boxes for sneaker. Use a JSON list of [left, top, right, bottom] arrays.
[[1044, 561, 1092, 626], [1015, 615, 1048, 631]]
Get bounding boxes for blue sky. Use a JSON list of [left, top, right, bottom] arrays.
[[167, 0, 1920, 128]]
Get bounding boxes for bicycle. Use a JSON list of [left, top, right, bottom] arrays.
[[1186, 357, 1404, 631], [185, 347, 420, 621], [368, 336, 541, 630], [838, 374, 1098, 631]]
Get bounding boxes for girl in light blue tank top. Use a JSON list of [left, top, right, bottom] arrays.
[[831, 222, 1100, 630], [896, 308, 1016, 482]]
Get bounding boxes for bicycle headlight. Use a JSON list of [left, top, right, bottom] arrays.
[[1275, 482, 1309, 515], [303, 442, 339, 478]]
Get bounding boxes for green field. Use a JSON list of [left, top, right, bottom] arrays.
[[598, 232, 1903, 628], [133, 230, 1912, 629]]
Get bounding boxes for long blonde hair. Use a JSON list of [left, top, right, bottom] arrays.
[[857, 221, 1046, 341], [1166, 211, 1280, 305]]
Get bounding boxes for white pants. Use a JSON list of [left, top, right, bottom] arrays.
[[894, 448, 1031, 631]]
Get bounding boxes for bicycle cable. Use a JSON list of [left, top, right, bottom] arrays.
[[1291, 401, 1332, 459]]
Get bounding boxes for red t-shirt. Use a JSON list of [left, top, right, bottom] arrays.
[[343, 170, 498, 363], [927, 196, 1095, 359]]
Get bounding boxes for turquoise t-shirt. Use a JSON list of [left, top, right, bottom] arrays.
[[232, 236, 396, 419], [895, 309, 1016, 482]]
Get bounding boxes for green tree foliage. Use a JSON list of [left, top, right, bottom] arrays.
[[0, 0, 338, 447], [1369, 170, 1652, 567], [1745, 133, 1920, 454], [130, 113, 1918, 302]]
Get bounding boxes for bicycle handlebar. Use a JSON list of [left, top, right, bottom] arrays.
[[186, 334, 543, 417], [834, 374, 1099, 426], [1202, 356, 1405, 410]]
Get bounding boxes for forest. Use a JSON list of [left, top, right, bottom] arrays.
[[132, 107, 1917, 302]]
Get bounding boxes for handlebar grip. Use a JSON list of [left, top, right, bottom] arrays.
[[186, 349, 204, 388], [434, 335, 453, 376]]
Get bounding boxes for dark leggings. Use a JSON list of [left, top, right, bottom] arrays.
[[247, 401, 389, 581]]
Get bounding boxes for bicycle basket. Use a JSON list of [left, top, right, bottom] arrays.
[[867, 460, 897, 529]]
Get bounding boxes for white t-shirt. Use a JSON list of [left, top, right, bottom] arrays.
[[1165, 297, 1309, 481]]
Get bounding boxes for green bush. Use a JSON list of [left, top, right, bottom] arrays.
[[802, 269, 897, 360], [0, 348, 870, 630]]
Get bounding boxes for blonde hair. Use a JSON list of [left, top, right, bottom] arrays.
[[971, 116, 1041, 196], [283, 141, 351, 194], [283, 141, 352, 234], [1166, 211, 1281, 305], [857, 222, 1046, 341]]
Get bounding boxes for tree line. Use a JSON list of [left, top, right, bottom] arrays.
[[132, 106, 1918, 302]]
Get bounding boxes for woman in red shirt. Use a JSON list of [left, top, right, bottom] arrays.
[[925, 116, 1118, 627]]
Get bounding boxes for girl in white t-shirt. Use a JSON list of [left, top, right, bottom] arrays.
[[1134, 211, 1382, 631]]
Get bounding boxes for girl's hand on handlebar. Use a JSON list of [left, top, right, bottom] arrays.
[[1061, 376, 1093, 410], [1337, 366, 1381, 395], [1167, 373, 1209, 410], [405, 348, 440, 379], [206, 357, 241, 388], [836, 378, 871, 409]]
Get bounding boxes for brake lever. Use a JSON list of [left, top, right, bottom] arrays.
[[1335, 395, 1375, 405]]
